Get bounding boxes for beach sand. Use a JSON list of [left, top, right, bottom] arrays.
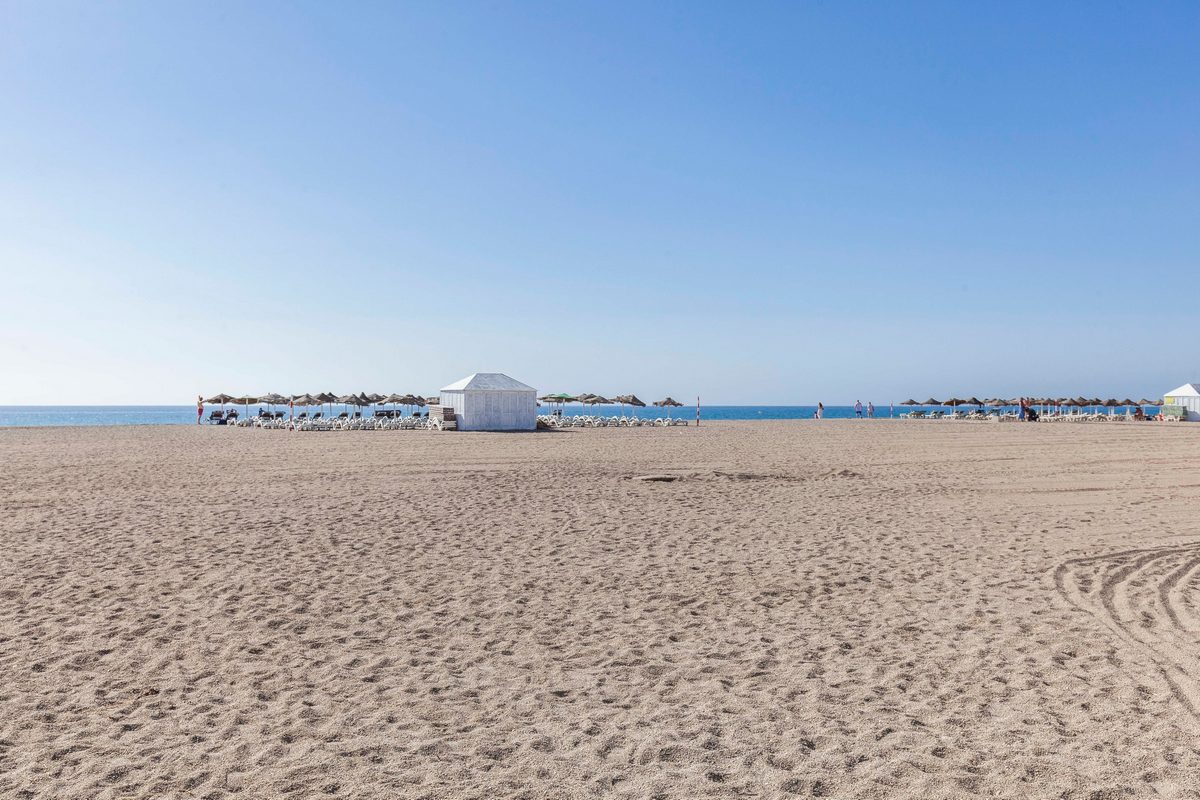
[[3, 420, 1200, 799]]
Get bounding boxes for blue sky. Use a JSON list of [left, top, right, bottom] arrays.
[[2, 2, 1197, 404]]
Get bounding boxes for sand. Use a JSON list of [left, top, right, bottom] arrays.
[[3, 420, 1200, 799]]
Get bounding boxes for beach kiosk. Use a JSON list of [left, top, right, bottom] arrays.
[[1163, 383, 1200, 421], [438, 373, 537, 431]]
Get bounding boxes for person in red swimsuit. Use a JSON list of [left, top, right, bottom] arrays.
[[197, 396, 203, 425]]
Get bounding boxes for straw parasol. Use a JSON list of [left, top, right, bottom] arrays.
[[921, 398, 941, 407], [312, 391, 334, 415], [230, 395, 258, 416], [204, 393, 235, 406], [653, 396, 683, 419], [901, 399, 920, 406], [583, 395, 613, 415], [611, 393, 645, 417]]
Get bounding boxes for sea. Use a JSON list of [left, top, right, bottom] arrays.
[[0, 404, 907, 427]]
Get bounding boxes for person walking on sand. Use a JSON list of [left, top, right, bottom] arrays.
[[855, 400, 863, 418], [867, 401, 875, 418], [196, 396, 203, 425], [817, 402, 824, 419]]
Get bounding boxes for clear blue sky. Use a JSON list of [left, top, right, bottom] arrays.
[[3, 2, 1197, 404]]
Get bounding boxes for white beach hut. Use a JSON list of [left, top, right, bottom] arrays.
[[1163, 383, 1200, 421], [439, 373, 537, 431]]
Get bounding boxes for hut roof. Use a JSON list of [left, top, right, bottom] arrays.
[[441, 373, 535, 392]]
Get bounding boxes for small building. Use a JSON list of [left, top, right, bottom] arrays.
[[438, 373, 537, 431], [1164, 383, 1200, 421]]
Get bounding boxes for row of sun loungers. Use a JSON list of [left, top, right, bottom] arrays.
[[228, 414, 431, 431], [219, 412, 689, 431], [538, 414, 689, 428], [902, 410, 1150, 422]]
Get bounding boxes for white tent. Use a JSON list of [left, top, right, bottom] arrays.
[[1164, 383, 1200, 421], [439, 373, 537, 431]]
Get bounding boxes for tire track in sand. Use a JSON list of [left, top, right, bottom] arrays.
[[1054, 543, 1200, 721]]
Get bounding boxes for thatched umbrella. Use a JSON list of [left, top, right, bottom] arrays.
[[332, 394, 360, 416], [204, 393, 235, 411], [901, 399, 919, 406], [583, 395, 613, 416], [289, 394, 319, 418], [964, 397, 982, 409], [922, 398, 941, 408], [1139, 398, 1162, 407], [653, 396, 683, 419], [312, 391, 334, 415], [229, 395, 258, 416], [258, 393, 286, 416], [944, 398, 964, 408], [610, 393, 645, 418], [576, 393, 599, 416]]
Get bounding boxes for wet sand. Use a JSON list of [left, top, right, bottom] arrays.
[[3, 420, 1200, 799]]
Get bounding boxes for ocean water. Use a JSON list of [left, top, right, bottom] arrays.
[[0, 404, 911, 427]]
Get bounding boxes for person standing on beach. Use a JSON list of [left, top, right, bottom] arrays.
[[196, 396, 203, 425], [867, 401, 875, 418], [817, 402, 824, 419], [855, 400, 863, 418]]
